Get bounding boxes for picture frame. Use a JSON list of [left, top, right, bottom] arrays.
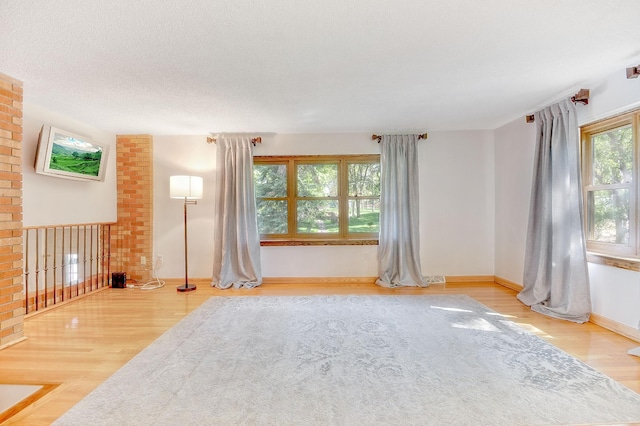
[[34, 125, 110, 182]]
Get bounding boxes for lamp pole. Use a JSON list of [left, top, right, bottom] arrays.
[[170, 175, 203, 293], [177, 197, 197, 292]]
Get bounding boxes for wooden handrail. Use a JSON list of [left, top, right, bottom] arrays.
[[23, 221, 116, 231]]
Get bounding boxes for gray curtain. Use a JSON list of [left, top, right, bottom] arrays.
[[376, 134, 427, 288], [211, 137, 262, 289], [518, 99, 591, 323]]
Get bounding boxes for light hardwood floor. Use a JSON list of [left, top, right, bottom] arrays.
[[1, 279, 639, 425]]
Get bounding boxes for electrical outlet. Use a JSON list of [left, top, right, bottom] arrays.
[[141, 256, 146, 266], [157, 255, 163, 267]]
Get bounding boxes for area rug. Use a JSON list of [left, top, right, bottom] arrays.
[[53, 295, 640, 425]]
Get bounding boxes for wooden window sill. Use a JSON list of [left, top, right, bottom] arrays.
[[260, 239, 378, 246], [586, 252, 640, 272]]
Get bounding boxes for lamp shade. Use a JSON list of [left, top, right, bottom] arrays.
[[170, 175, 203, 200]]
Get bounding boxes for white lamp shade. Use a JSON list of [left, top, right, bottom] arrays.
[[170, 175, 203, 199]]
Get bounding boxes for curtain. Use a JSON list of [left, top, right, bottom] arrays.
[[211, 137, 262, 289], [518, 99, 591, 323], [376, 134, 427, 288]]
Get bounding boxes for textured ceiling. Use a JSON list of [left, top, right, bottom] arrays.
[[2, 1, 640, 135]]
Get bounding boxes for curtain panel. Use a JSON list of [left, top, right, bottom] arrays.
[[518, 99, 591, 323], [211, 137, 262, 289], [376, 134, 427, 288]]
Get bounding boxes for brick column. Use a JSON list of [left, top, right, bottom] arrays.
[[114, 135, 153, 283], [0, 73, 24, 348]]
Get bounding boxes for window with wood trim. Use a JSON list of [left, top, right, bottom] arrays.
[[581, 110, 640, 257], [254, 155, 380, 242]]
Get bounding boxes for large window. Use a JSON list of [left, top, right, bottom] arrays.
[[581, 110, 640, 258], [254, 155, 380, 243]]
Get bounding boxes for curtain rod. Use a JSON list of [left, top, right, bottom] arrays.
[[206, 136, 262, 146], [371, 133, 428, 143], [525, 89, 589, 123]]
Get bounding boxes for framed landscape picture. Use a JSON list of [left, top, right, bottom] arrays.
[[34, 125, 110, 182]]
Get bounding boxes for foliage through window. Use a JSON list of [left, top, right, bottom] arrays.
[[254, 155, 380, 242], [581, 110, 639, 257]]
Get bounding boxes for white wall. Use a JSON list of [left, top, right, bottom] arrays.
[[153, 131, 496, 279], [421, 130, 495, 276], [22, 103, 117, 226], [494, 65, 640, 331], [153, 135, 216, 281], [494, 119, 536, 283]]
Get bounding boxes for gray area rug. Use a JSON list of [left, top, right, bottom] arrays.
[[54, 295, 640, 425]]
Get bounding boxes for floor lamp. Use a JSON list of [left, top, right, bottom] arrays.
[[170, 175, 203, 292]]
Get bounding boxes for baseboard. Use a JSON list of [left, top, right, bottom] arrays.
[[266, 276, 497, 285], [163, 278, 212, 286], [445, 275, 495, 283], [494, 276, 523, 291], [590, 313, 640, 343], [181, 276, 498, 285], [0, 336, 27, 351], [166, 277, 379, 286], [261, 277, 377, 285]]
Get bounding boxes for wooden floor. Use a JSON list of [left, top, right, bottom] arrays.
[[1, 279, 639, 425]]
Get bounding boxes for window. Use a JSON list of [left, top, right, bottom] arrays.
[[254, 155, 380, 243], [581, 110, 640, 258]]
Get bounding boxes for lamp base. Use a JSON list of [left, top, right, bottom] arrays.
[[177, 283, 197, 292]]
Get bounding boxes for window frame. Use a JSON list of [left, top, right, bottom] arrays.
[[254, 154, 380, 245], [581, 110, 640, 259]]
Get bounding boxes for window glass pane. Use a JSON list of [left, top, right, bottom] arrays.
[[297, 164, 338, 197], [592, 125, 633, 185], [348, 199, 380, 233], [348, 163, 380, 196], [256, 200, 288, 234], [297, 200, 339, 233], [587, 189, 630, 244], [254, 164, 287, 197]]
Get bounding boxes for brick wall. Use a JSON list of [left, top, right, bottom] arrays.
[[0, 73, 24, 348], [114, 135, 153, 283]]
